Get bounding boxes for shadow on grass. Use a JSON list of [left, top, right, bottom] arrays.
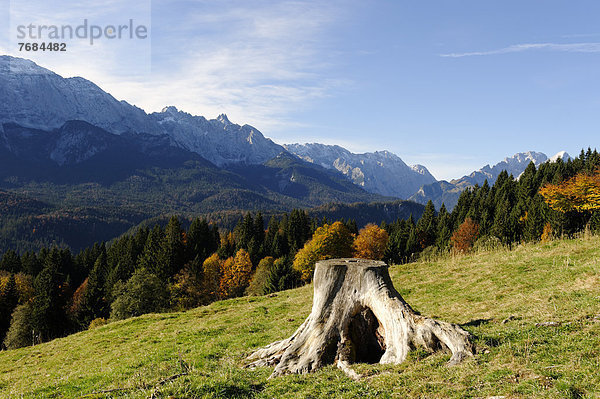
[[461, 318, 492, 327], [201, 381, 265, 398]]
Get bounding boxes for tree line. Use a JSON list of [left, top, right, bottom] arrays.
[[1, 148, 599, 350], [0, 209, 361, 349]]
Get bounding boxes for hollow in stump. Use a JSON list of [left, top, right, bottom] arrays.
[[246, 258, 474, 378]]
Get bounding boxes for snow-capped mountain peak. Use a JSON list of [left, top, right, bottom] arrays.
[[549, 151, 571, 162], [0, 56, 286, 166], [284, 143, 436, 199], [1, 56, 54, 75], [410, 150, 576, 210]]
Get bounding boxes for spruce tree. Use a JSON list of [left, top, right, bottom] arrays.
[[265, 256, 297, 294], [416, 200, 437, 248], [158, 216, 185, 279], [264, 216, 280, 257], [137, 225, 165, 276], [0, 274, 19, 345], [21, 251, 42, 276], [187, 218, 217, 264], [405, 227, 420, 260], [80, 249, 109, 326], [0, 250, 21, 273], [435, 204, 453, 250], [235, 213, 255, 251], [32, 249, 69, 342]]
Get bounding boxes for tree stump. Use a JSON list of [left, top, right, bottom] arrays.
[[246, 258, 474, 379]]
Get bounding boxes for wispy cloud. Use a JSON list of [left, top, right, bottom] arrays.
[[127, 0, 350, 132], [2, 0, 353, 134], [441, 42, 600, 58]]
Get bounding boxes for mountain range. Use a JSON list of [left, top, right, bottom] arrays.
[[0, 55, 574, 250], [409, 151, 571, 209]]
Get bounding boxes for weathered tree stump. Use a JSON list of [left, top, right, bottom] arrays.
[[246, 258, 474, 379]]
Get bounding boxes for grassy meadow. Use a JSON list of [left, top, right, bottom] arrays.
[[1, 235, 599, 398]]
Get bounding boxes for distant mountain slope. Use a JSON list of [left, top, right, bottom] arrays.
[[0, 120, 392, 251], [0, 56, 285, 166], [410, 151, 571, 209], [1, 56, 434, 201], [151, 107, 285, 166], [284, 143, 436, 199], [0, 56, 157, 134], [308, 200, 424, 227]]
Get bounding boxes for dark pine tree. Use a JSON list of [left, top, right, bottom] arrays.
[[32, 249, 69, 342], [187, 218, 218, 265], [137, 225, 165, 276], [416, 200, 437, 249], [158, 216, 185, 280], [79, 248, 109, 327], [0, 250, 21, 273], [0, 274, 19, 345], [21, 251, 43, 276], [435, 204, 453, 250]]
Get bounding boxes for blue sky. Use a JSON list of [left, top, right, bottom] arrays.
[[2, 1, 600, 180]]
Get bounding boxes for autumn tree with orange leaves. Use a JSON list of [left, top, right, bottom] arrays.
[[353, 224, 389, 260], [450, 218, 479, 253]]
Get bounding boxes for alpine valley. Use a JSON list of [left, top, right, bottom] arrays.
[[0, 56, 569, 251]]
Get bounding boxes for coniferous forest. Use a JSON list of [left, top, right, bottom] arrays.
[[1, 149, 599, 350]]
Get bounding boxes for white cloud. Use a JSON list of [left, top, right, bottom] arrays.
[[3, 0, 352, 134], [441, 42, 600, 58]]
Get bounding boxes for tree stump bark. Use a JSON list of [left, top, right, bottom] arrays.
[[246, 258, 474, 378]]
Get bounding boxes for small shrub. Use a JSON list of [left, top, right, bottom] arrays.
[[473, 235, 503, 252], [88, 318, 107, 329], [418, 245, 442, 262]]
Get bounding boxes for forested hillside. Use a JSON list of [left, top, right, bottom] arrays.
[[1, 148, 599, 352]]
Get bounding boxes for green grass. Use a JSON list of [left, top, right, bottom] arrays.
[[1, 236, 600, 398]]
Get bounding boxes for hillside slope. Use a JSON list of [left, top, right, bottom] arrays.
[[1, 236, 599, 398]]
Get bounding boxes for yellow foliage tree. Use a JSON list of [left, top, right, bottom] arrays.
[[293, 221, 354, 281], [539, 170, 600, 213], [353, 224, 389, 260], [0, 272, 34, 303], [202, 253, 222, 301], [541, 222, 553, 242], [219, 249, 253, 298]]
